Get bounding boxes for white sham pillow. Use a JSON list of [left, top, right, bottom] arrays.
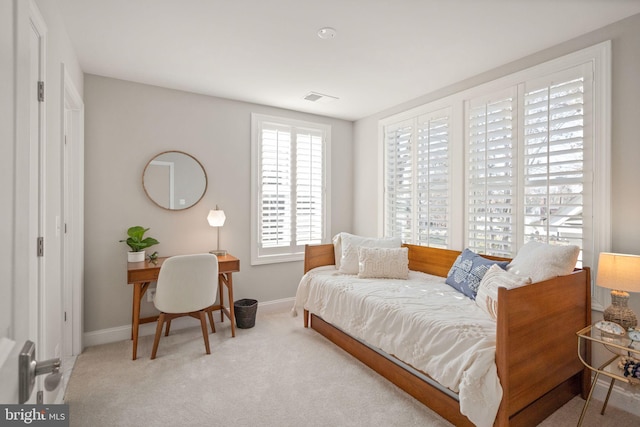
[[506, 241, 580, 283], [338, 233, 402, 274], [357, 247, 409, 279], [332, 233, 342, 269], [475, 264, 532, 320]]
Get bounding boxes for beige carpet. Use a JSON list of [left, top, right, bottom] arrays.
[[64, 311, 639, 426]]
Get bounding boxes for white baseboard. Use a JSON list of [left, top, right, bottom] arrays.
[[82, 297, 295, 348], [591, 375, 640, 417]]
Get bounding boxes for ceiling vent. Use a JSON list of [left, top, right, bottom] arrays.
[[303, 91, 339, 104]]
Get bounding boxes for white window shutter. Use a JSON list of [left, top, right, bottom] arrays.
[[466, 91, 517, 257], [260, 125, 292, 249], [416, 111, 450, 248], [522, 66, 591, 254], [385, 121, 414, 243], [296, 129, 324, 246]]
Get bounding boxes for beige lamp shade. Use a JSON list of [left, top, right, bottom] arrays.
[[597, 252, 640, 329], [596, 252, 640, 293], [207, 208, 227, 256], [207, 209, 226, 227]]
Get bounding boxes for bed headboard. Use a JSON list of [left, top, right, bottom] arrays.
[[304, 243, 511, 277]]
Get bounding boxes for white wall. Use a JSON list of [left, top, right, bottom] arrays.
[[83, 75, 353, 334], [353, 12, 640, 401]]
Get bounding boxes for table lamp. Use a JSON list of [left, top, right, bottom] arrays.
[[207, 206, 227, 256], [597, 252, 640, 330]]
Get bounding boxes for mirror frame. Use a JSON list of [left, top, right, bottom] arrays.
[[142, 150, 208, 211]]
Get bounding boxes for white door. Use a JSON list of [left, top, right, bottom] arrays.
[[0, 0, 46, 404]]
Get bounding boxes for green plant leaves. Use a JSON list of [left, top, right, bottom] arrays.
[[119, 226, 159, 252]]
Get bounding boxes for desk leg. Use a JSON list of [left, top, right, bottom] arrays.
[[227, 272, 236, 338], [218, 275, 224, 323], [132, 283, 142, 360], [131, 282, 150, 361]]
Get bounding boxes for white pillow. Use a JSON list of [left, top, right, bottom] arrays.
[[506, 241, 580, 283], [475, 264, 532, 320], [357, 247, 409, 279], [332, 233, 342, 269], [338, 233, 402, 274]]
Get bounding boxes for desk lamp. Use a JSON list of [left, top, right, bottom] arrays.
[[597, 252, 640, 330], [207, 206, 226, 256]]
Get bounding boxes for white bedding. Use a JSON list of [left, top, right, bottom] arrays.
[[293, 266, 502, 427]]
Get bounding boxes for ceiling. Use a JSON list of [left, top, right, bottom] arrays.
[[57, 0, 640, 121]]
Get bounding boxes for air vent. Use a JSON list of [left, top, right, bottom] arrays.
[[303, 92, 339, 104]]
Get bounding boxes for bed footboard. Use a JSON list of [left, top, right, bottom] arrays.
[[495, 267, 591, 425]]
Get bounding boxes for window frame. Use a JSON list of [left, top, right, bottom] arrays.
[[379, 41, 611, 310], [250, 113, 331, 265]]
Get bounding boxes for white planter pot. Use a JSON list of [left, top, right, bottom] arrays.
[[127, 251, 145, 262]]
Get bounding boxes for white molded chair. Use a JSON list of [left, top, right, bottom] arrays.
[[150, 253, 218, 359]]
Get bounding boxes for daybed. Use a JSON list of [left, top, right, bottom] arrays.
[[295, 241, 591, 427]]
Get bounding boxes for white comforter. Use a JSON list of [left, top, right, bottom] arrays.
[[293, 266, 502, 427]]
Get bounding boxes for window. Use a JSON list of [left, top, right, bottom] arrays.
[[381, 42, 610, 279], [384, 109, 451, 247], [466, 65, 592, 265], [251, 114, 330, 265]]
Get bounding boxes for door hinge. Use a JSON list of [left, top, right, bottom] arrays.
[[37, 237, 44, 257], [38, 81, 45, 102]]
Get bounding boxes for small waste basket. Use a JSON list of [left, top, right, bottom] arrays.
[[234, 299, 258, 329]]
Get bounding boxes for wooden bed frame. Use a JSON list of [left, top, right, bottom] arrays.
[[302, 243, 591, 427]]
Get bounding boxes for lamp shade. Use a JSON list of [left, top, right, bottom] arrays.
[[207, 209, 226, 227], [596, 252, 640, 293]]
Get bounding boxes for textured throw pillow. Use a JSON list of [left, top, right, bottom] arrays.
[[445, 249, 509, 300], [357, 247, 409, 279], [507, 241, 580, 283], [338, 233, 402, 274], [475, 264, 532, 320], [332, 233, 342, 269]]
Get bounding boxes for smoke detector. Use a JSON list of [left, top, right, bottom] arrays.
[[317, 27, 337, 40], [304, 92, 339, 104]]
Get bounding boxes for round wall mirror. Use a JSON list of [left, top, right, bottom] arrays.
[[142, 151, 207, 210]]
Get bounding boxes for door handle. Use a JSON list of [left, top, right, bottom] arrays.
[[18, 340, 62, 404]]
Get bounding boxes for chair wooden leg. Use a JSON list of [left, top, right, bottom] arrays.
[[207, 309, 216, 333], [165, 319, 172, 336], [199, 311, 211, 355], [151, 313, 166, 360]]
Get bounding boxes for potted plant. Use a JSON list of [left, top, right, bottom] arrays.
[[120, 226, 159, 262]]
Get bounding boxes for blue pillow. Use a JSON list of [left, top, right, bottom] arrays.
[[445, 249, 509, 300]]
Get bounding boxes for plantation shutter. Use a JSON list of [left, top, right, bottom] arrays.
[[385, 111, 450, 246], [467, 90, 517, 257], [522, 65, 591, 254], [385, 120, 414, 242], [296, 128, 324, 246], [416, 111, 450, 247], [254, 116, 328, 264], [260, 124, 292, 249]]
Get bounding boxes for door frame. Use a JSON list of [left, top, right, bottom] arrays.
[[61, 64, 84, 358]]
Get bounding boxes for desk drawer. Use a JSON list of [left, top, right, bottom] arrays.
[[219, 259, 240, 273], [127, 269, 160, 284]]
